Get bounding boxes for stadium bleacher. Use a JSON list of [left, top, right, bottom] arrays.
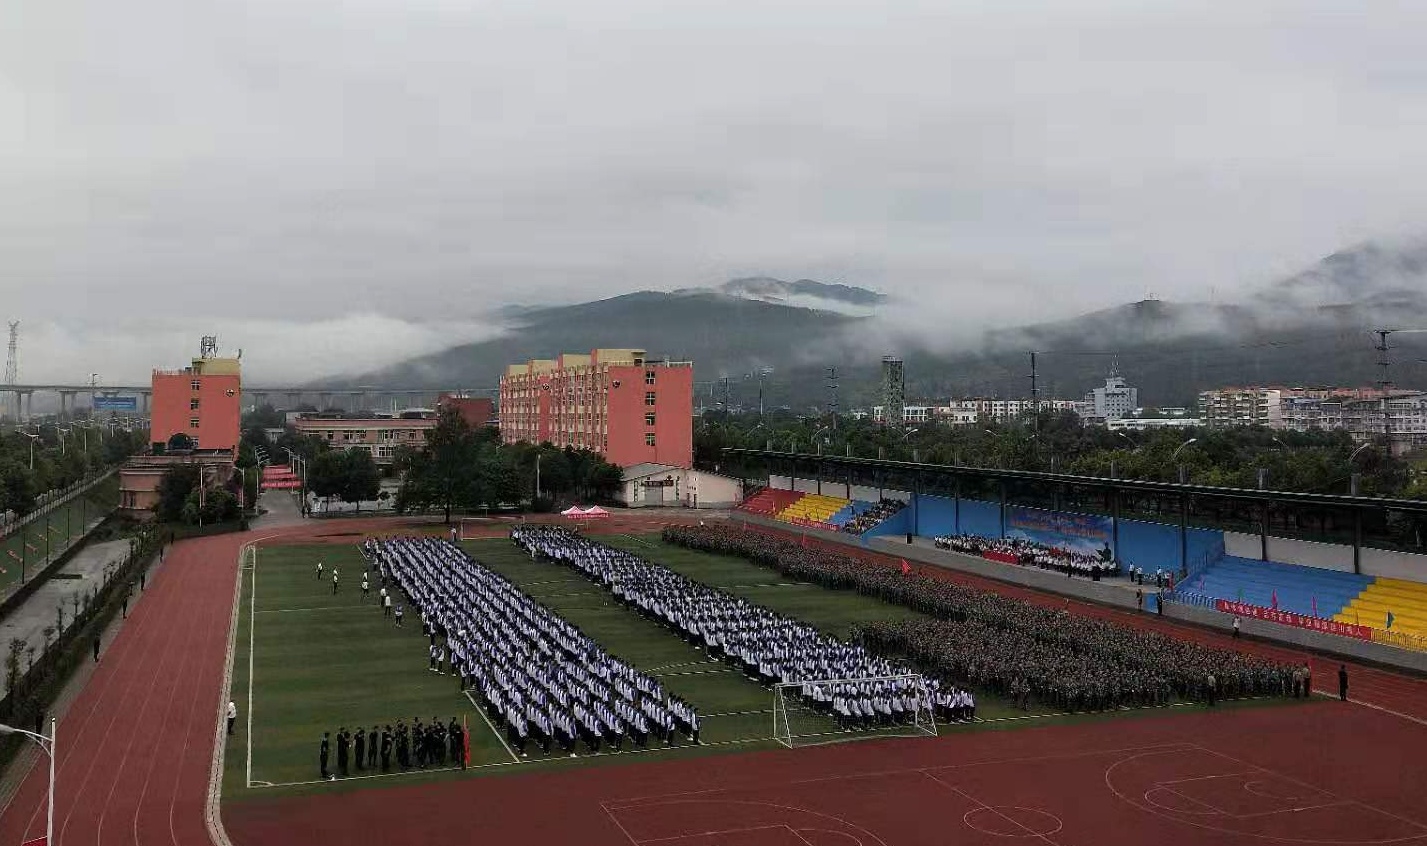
[[776, 493, 851, 529], [738, 488, 805, 517], [1188, 556, 1372, 619], [1337, 577, 1427, 637]]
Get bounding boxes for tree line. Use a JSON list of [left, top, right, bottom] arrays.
[[696, 410, 1426, 500], [0, 424, 147, 517]]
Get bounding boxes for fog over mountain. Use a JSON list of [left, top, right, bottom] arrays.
[[334, 240, 1427, 408]]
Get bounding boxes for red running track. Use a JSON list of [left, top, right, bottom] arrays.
[[0, 531, 247, 846], [225, 702, 1427, 846]]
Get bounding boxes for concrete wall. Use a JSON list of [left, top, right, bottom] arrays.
[[768, 475, 792, 491], [1116, 520, 1224, 574], [849, 485, 882, 504], [1361, 547, 1427, 581], [792, 477, 819, 494], [684, 470, 742, 509]]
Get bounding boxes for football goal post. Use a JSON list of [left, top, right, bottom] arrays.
[[772, 674, 938, 749]]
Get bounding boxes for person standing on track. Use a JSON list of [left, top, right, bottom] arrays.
[[320, 732, 332, 780], [227, 701, 237, 735], [1206, 673, 1217, 707], [395, 605, 404, 627], [354, 727, 366, 771], [1339, 665, 1349, 701], [337, 726, 350, 777], [92, 634, 100, 662]]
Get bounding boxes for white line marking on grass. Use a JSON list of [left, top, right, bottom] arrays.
[[246, 546, 256, 788], [253, 605, 366, 614], [464, 690, 522, 763]]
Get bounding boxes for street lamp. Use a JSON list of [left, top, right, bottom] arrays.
[[0, 718, 56, 846], [1349, 442, 1373, 495], [1115, 431, 1135, 449], [21, 432, 38, 470], [1172, 437, 1199, 484]]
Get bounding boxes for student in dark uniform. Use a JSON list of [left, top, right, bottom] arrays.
[[412, 718, 426, 767], [368, 724, 379, 768], [1338, 665, 1349, 701], [336, 727, 350, 777], [448, 718, 463, 768], [380, 725, 393, 771], [319, 732, 332, 780], [433, 717, 447, 765], [396, 722, 409, 769], [354, 727, 366, 771]]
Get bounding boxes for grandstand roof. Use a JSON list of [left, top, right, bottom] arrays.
[[722, 449, 1427, 514]]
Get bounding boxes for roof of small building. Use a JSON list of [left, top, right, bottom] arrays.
[[621, 462, 681, 482]]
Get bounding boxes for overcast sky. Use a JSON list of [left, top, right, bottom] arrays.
[[5, 0, 1427, 383]]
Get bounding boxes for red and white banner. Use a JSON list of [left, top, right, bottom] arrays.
[[1215, 600, 1373, 641]]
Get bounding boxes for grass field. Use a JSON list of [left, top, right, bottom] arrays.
[[226, 531, 1284, 800], [0, 475, 118, 592]]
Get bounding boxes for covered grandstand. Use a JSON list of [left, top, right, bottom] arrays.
[[726, 448, 1427, 650]]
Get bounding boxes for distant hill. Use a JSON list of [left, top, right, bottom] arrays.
[[331, 245, 1427, 409]]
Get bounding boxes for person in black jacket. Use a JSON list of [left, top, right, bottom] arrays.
[[1338, 665, 1349, 701], [354, 728, 366, 771], [319, 732, 332, 780], [336, 727, 350, 777]]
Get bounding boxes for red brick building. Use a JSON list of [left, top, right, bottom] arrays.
[[499, 348, 693, 468], [436, 392, 496, 428], [149, 354, 242, 456]]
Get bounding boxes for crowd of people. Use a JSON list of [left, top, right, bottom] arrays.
[[841, 499, 907, 535], [665, 525, 1296, 712], [317, 718, 466, 780], [363, 536, 703, 758], [510, 526, 952, 730], [933, 534, 1120, 579]]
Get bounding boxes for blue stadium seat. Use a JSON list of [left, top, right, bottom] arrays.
[[1187, 556, 1373, 618]]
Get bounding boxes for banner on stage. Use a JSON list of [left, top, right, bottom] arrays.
[[1005, 506, 1113, 558], [1215, 599, 1373, 641]]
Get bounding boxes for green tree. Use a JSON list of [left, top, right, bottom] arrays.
[[155, 464, 201, 521], [338, 449, 382, 512], [306, 451, 347, 509], [394, 407, 477, 523]]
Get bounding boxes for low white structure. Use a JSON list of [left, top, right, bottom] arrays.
[[618, 463, 743, 509]]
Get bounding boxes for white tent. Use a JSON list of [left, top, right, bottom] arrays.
[[583, 505, 611, 519], [561, 505, 590, 520]]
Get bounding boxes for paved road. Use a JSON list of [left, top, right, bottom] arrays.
[[0, 536, 128, 697]]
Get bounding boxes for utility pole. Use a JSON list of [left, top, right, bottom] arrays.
[[825, 366, 839, 430], [1028, 351, 1041, 466], [1375, 329, 1393, 445], [4, 322, 17, 422]]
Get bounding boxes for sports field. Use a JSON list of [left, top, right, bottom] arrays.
[[0, 474, 118, 592], [226, 531, 1275, 800]]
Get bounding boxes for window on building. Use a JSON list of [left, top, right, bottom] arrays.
[[645, 433, 656, 446], [644, 370, 656, 385], [645, 391, 656, 406], [189, 417, 200, 429], [190, 398, 200, 411], [645, 412, 656, 426], [190, 379, 201, 391]]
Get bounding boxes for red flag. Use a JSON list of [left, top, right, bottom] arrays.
[[900, 559, 912, 576], [1271, 590, 1278, 610], [462, 716, 470, 767]]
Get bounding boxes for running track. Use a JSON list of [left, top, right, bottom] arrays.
[[0, 514, 1423, 846]]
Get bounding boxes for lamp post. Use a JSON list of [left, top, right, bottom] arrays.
[[21, 432, 38, 470], [1349, 442, 1372, 495], [1171, 437, 1199, 485], [0, 718, 56, 846]]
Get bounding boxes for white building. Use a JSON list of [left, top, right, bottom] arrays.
[[618, 463, 743, 508], [1342, 393, 1427, 454], [1082, 373, 1139, 423], [1107, 416, 1202, 431]]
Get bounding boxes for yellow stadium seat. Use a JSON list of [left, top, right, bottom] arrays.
[[775, 493, 851, 526], [1335, 577, 1427, 638]]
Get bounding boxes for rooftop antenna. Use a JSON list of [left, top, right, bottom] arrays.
[[200, 335, 218, 359], [3, 322, 17, 385]]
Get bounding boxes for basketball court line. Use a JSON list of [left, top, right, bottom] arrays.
[[921, 770, 1066, 846], [603, 741, 1195, 809], [1192, 745, 1427, 835]]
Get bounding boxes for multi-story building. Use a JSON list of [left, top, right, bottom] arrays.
[[1201, 386, 1399, 431], [499, 348, 694, 468], [1342, 393, 1427, 454], [292, 413, 438, 464], [872, 398, 1079, 425], [149, 348, 242, 455], [436, 392, 496, 428], [1081, 372, 1139, 423]]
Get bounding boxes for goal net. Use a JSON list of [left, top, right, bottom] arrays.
[[772, 674, 938, 749]]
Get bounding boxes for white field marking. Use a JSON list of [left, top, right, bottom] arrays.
[[246, 546, 257, 788], [253, 606, 355, 614], [463, 690, 522, 763]]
